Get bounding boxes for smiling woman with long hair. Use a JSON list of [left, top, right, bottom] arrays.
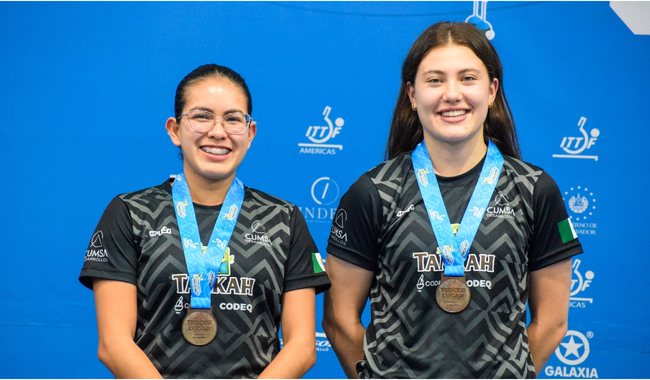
[[323, 22, 583, 379]]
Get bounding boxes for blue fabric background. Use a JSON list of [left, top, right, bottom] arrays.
[[1, 2, 647, 378]]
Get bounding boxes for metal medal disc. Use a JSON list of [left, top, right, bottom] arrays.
[[182, 307, 217, 346], [436, 274, 471, 313]]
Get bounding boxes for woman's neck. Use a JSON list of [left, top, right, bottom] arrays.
[[423, 136, 488, 177], [180, 169, 234, 206]]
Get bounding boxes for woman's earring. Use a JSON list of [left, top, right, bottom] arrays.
[[488, 101, 494, 109], [411, 103, 417, 111]]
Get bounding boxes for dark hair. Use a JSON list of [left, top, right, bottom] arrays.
[[386, 22, 520, 160], [174, 64, 253, 120]]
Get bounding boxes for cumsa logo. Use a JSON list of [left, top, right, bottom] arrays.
[[245, 220, 271, 246], [85, 231, 108, 262], [485, 192, 514, 219], [330, 209, 348, 245]]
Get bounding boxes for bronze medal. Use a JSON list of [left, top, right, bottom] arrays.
[[182, 307, 217, 346], [436, 274, 471, 313]]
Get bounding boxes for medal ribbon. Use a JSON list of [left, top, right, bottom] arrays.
[[172, 173, 244, 309], [412, 140, 503, 277]]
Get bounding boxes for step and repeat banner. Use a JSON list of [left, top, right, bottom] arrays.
[[1, 1, 649, 378]]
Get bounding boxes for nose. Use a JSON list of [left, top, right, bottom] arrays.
[[207, 118, 228, 137], [442, 80, 462, 102]]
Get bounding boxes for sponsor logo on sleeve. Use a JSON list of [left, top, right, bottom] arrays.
[[85, 231, 109, 263], [330, 209, 348, 245]]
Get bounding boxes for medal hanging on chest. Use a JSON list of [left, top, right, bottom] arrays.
[[172, 173, 244, 345], [182, 307, 218, 346], [412, 141, 503, 313]]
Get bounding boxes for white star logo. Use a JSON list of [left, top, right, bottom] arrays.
[[555, 330, 590, 366], [561, 336, 583, 359]]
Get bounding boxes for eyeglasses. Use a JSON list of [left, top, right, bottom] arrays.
[[177, 109, 252, 135]]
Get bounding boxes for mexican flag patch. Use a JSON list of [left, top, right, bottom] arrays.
[[312, 252, 326, 273], [558, 218, 578, 243]]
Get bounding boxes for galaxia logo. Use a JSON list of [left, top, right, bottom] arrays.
[[298, 106, 344, 155], [545, 330, 598, 378]]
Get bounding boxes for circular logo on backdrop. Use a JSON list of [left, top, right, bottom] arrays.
[[311, 177, 340, 205], [563, 186, 596, 221], [555, 330, 591, 365]]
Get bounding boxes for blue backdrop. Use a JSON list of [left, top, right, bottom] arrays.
[[1, 1, 649, 378]]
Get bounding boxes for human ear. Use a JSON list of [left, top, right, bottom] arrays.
[[489, 78, 499, 105], [246, 121, 257, 148], [165, 117, 181, 147], [407, 82, 416, 104]]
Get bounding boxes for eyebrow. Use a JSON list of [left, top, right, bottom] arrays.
[[421, 68, 481, 76], [191, 107, 245, 115]]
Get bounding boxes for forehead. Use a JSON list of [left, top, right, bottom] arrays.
[[183, 76, 248, 108], [418, 44, 487, 74]]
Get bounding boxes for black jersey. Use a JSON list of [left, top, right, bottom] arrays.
[[80, 179, 330, 378], [327, 152, 583, 378]]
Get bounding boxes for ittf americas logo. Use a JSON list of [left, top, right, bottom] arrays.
[[570, 259, 594, 308], [298, 106, 344, 155], [552, 117, 600, 161]]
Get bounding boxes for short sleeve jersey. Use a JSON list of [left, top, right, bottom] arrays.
[[327, 152, 583, 378], [79, 179, 330, 378]]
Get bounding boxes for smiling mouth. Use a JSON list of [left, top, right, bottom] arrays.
[[201, 147, 231, 155], [439, 110, 468, 117]]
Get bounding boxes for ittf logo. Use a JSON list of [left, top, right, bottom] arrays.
[[298, 106, 344, 155]]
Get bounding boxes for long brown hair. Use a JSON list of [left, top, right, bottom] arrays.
[[386, 22, 520, 160]]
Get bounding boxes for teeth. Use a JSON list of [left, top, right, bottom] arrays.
[[201, 147, 230, 155], [440, 110, 468, 117]]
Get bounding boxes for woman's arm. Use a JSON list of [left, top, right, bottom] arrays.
[[322, 255, 373, 379], [93, 279, 162, 379], [527, 258, 572, 376], [259, 287, 317, 379]]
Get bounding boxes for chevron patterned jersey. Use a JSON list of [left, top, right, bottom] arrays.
[[80, 179, 331, 378], [327, 152, 583, 378]]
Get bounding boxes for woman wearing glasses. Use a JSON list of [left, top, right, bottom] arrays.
[[79, 64, 330, 378], [323, 22, 582, 378]]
